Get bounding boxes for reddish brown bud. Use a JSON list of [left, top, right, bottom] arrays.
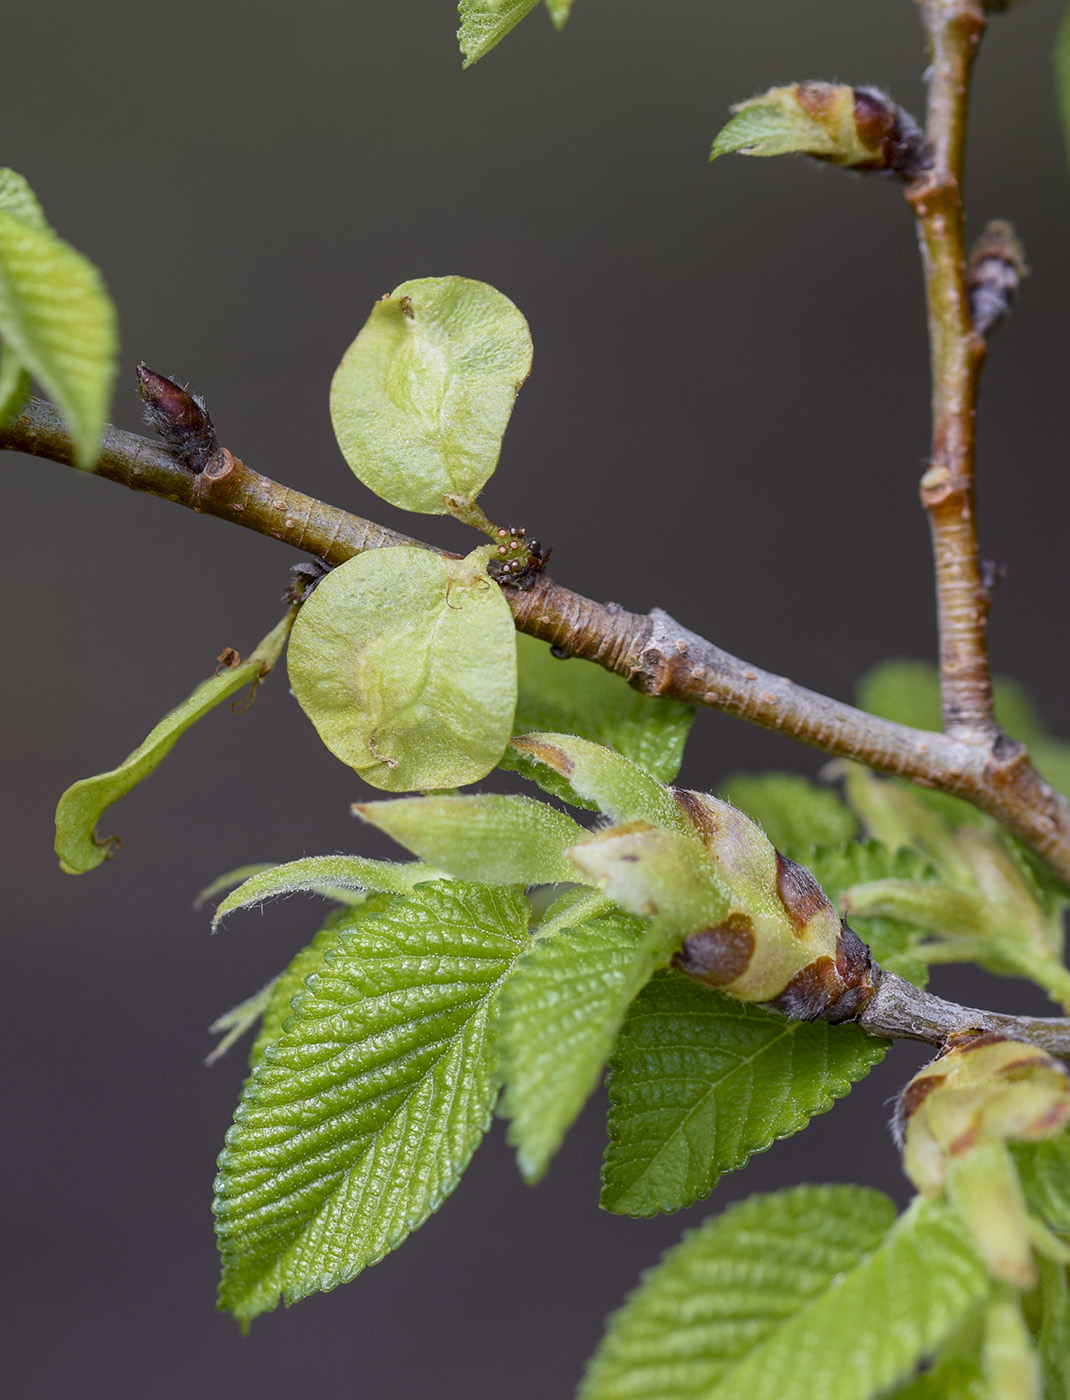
[[136, 364, 219, 473]]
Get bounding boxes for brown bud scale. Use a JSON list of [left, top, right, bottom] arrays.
[[775, 851, 834, 937], [673, 913, 756, 987]]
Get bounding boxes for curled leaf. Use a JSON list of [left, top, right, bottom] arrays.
[[330, 276, 531, 512], [55, 611, 294, 874], [287, 546, 517, 791], [211, 854, 440, 928]]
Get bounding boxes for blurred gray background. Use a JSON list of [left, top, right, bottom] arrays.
[[3, 1, 1069, 1395]]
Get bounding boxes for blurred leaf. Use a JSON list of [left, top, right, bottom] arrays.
[[287, 547, 517, 791], [1057, 4, 1070, 169], [458, 0, 540, 66], [859, 659, 1049, 749], [510, 633, 694, 782], [1037, 1256, 1070, 1400], [215, 882, 529, 1324], [0, 343, 30, 428], [717, 772, 856, 854], [210, 854, 440, 928], [354, 793, 587, 886], [55, 611, 294, 874], [580, 1190, 989, 1400], [601, 969, 886, 1216], [0, 167, 117, 466], [247, 894, 398, 1072], [509, 732, 691, 831], [1015, 1131, 1070, 1236], [546, 0, 574, 27], [497, 908, 666, 1182], [330, 276, 531, 512]]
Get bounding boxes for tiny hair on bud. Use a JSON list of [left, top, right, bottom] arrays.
[[135, 364, 220, 473]]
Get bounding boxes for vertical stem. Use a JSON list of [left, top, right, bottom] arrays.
[[909, 0, 994, 744]]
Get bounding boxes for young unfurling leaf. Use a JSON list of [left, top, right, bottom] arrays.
[[54, 610, 295, 874], [353, 793, 587, 886], [579, 1188, 989, 1400], [601, 969, 886, 1216], [210, 854, 440, 928], [214, 882, 529, 1325], [287, 546, 517, 791], [329, 276, 531, 512], [0, 167, 117, 465]]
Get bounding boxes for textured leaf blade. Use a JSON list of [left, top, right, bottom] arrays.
[[806, 841, 934, 986], [247, 895, 398, 1072], [581, 1190, 990, 1400], [214, 882, 529, 1324], [509, 632, 694, 783], [718, 772, 857, 854], [287, 546, 517, 791], [55, 611, 293, 873], [330, 276, 531, 511], [0, 167, 117, 466], [353, 793, 588, 886], [211, 855, 439, 928], [1014, 1129, 1070, 1235], [711, 103, 823, 160], [458, 0, 540, 66], [497, 909, 661, 1182], [601, 970, 886, 1216]]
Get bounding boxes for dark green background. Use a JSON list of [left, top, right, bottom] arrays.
[[3, 1, 1069, 1395]]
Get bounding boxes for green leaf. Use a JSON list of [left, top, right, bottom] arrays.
[[805, 841, 936, 985], [510, 632, 694, 783], [1015, 1131, 1070, 1236], [214, 881, 529, 1324], [287, 546, 517, 791], [1037, 1256, 1070, 1400], [211, 854, 440, 928], [196, 864, 279, 909], [247, 894, 398, 1072], [329, 276, 531, 512], [55, 610, 294, 874], [1057, 4, 1070, 169], [0, 167, 117, 466], [717, 773, 857, 855], [601, 969, 887, 1216], [580, 1190, 990, 1400], [509, 732, 692, 832], [497, 908, 666, 1182], [458, 0, 540, 67], [353, 793, 587, 886], [0, 343, 31, 428], [545, 0, 574, 30], [711, 102, 825, 160]]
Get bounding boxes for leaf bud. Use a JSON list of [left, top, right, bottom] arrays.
[[896, 1035, 1070, 1287], [135, 364, 219, 473], [710, 83, 929, 177], [669, 789, 878, 1017], [967, 220, 1027, 338]]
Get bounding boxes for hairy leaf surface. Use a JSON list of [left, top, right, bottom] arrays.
[[211, 855, 440, 928], [458, 0, 540, 66], [717, 772, 857, 854], [580, 1189, 989, 1400], [214, 882, 529, 1324], [0, 167, 117, 465], [330, 276, 531, 511], [287, 546, 516, 791], [508, 633, 693, 786], [601, 969, 886, 1215], [497, 908, 668, 1182], [55, 611, 293, 873], [353, 793, 587, 886]]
